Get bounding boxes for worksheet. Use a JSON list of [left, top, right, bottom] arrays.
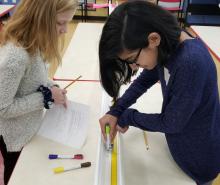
[[38, 101, 90, 149]]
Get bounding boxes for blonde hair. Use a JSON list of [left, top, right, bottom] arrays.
[[0, 0, 78, 64]]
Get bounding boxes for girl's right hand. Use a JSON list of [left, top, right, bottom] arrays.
[[99, 114, 118, 142], [50, 86, 67, 107]]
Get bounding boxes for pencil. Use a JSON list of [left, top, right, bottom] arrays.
[[64, 75, 82, 90], [143, 131, 149, 150]]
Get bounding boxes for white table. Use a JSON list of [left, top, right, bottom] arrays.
[[190, 26, 220, 94], [0, 5, 15, 17], [191, 26, 220, 61], [9, 23, 196, 185], [8, 82, 103, 185], [54, 23, 103, 81]]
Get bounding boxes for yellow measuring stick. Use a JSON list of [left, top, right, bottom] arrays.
[[111, 100, 117, 185], [111, 139, 117, 185]]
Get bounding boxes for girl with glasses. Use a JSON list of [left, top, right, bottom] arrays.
[[99, 1, 220, 185]]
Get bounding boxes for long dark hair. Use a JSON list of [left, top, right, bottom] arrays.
[[99, 0, 181, 101]]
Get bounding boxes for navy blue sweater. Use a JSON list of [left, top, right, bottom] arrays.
[[108, 38, 220, 184]]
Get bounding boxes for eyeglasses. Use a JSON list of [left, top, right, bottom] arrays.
[[118, 48, 142, 65]]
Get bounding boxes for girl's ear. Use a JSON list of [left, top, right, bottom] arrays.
[[147, 32, 161, 48]]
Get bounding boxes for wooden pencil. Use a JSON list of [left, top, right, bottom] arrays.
[[143, 131, 149, 150], [64, 75, 82, 90]]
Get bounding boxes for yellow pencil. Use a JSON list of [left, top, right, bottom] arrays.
[[143, 131, 149, 150], [64, 75, 82, 90]]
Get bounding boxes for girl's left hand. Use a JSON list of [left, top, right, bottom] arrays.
[[117, 125, 129, 133]]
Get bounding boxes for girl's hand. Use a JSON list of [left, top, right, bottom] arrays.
[[99, 114, 118, 142], [51, 86, 67, 108], [117, 125, 129, 133]]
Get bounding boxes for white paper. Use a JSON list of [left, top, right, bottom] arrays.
[[38, 101, 90, 149]]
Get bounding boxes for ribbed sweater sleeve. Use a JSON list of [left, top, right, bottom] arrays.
[[0, 48, 44, 119]]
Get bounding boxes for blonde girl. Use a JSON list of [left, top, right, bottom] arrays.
[[0, 0, 77, 184]]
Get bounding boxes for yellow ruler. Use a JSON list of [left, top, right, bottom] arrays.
[[111, 139, 117, 185]]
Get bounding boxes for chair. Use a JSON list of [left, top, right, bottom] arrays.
[[157, 0, 185, 25], [0, 0, 19, 4], [78, 0, 86, 22], [80, 0, 114, 21], [78, 0, 100, 22], [184, 0, 220, 26], [157, 0, 183, 11], [0, 0, 19, 17]]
